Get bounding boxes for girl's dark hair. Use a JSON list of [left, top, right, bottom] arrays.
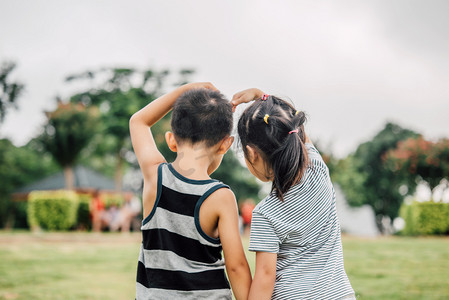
[[171, 89, 233, 147], [238, 95, 308, 201]]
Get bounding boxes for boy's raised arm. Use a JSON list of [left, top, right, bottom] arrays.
[[129, 82, 218, 179], [214, 188, 252, 300]]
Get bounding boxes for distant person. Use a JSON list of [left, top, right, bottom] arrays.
[[130, 82, 251, 299], [232, 88, 355, 300], [118, 192, 142, 232], [240, 199, 255, 235], [103, 203, 121, 232], [90, 190, 105, 232]]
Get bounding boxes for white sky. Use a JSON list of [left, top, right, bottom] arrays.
[[1, 0, 448, 157]]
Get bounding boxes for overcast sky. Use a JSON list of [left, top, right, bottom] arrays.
[[1, 0, 448, 157]]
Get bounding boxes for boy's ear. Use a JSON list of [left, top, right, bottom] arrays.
[[165, 132, 177, 152], [217, 136, 234, 155]]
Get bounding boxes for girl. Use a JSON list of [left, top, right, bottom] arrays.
[[232, 88, 355, 300]]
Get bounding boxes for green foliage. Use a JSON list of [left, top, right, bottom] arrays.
[[0, 139, 57, 228], [27, 190, 79, 230], [67, 67, 184, 189], [0, 61, 25, 123], [333, 155, 367, 207], [400, 201, 449, 235], [212, 151, 261, 202], [39, 102, 99, 169], [333, 123, 419, 232]]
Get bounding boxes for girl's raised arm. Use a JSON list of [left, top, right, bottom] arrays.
[[231, 88, 264, 112]]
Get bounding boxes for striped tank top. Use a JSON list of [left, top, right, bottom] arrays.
[[136, 163, 232, 300]]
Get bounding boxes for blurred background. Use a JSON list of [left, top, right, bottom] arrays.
[[0, 1, 448, 299]]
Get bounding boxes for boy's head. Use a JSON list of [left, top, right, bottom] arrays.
[[171, 89, 233, 147]]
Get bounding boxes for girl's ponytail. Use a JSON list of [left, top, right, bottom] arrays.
[[270, 111, 308, 201]]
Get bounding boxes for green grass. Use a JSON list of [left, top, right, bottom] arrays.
[[342, 236, 449, 299], [0, 231, 448, 299]]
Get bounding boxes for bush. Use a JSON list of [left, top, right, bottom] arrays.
[[400, 200, 449, 235], [27, 190, 79, 230]]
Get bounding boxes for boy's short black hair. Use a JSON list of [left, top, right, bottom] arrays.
[[171, 89, 233, 147]]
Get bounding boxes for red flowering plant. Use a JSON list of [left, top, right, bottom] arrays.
[[384, 137, 449, 194]]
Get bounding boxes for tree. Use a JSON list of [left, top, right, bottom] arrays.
[[39, 101, 99, 189], [385, 137, 449, 197], [66, 67, 181, 191], [334, 123, 419, 233], [0, 61, 25, 123], [0, 138, 57, 228]]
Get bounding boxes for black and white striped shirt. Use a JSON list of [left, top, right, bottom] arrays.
[[249, 144, 354, 300], [136, 163, 232, 300]]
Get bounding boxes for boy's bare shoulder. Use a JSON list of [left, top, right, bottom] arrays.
[[208, 187, 237, 207]]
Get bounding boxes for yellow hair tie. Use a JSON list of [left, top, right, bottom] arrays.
[[264, 114, 269, 124], [295, 110, 300, 115]]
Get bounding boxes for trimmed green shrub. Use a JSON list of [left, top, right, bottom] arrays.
[[27, 190, 79, 230], [400, 200, 449, 235]]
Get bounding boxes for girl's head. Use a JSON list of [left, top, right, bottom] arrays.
[[237, 95, 308, 201]]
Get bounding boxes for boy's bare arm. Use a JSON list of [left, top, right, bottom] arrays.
[[129, 82, 218, 179], [248, 252, 277, 300], [214, 188, 252, 300]]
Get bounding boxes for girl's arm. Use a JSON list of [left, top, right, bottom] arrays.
[[248, 251, 277, 300], [231, 88, 264, 111], [129, 82, 218, 179]]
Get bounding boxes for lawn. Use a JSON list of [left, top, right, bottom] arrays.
[[0, 231, 448, 299]]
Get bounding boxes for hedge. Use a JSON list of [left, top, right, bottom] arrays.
[[400, 200, 449, 235], [28, 190, 79, 230]]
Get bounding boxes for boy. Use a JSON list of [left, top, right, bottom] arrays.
[[129, 82, 251, 300]]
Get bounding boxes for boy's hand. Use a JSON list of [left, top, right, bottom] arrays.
[[182, 82, 219, 92]]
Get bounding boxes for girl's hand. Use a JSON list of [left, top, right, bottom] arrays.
[[231, 88, 264, 112]]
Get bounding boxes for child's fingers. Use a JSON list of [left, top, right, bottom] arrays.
[[231, 92, 242, 102], [231, 93, 245, 106]]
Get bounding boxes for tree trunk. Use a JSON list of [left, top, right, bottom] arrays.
[[64, 166, 75, 190]]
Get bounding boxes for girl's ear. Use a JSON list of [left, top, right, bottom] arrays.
[[165, 132, 177, 152], [217, 136, 234, 155], [245, 145, 258, 163]]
